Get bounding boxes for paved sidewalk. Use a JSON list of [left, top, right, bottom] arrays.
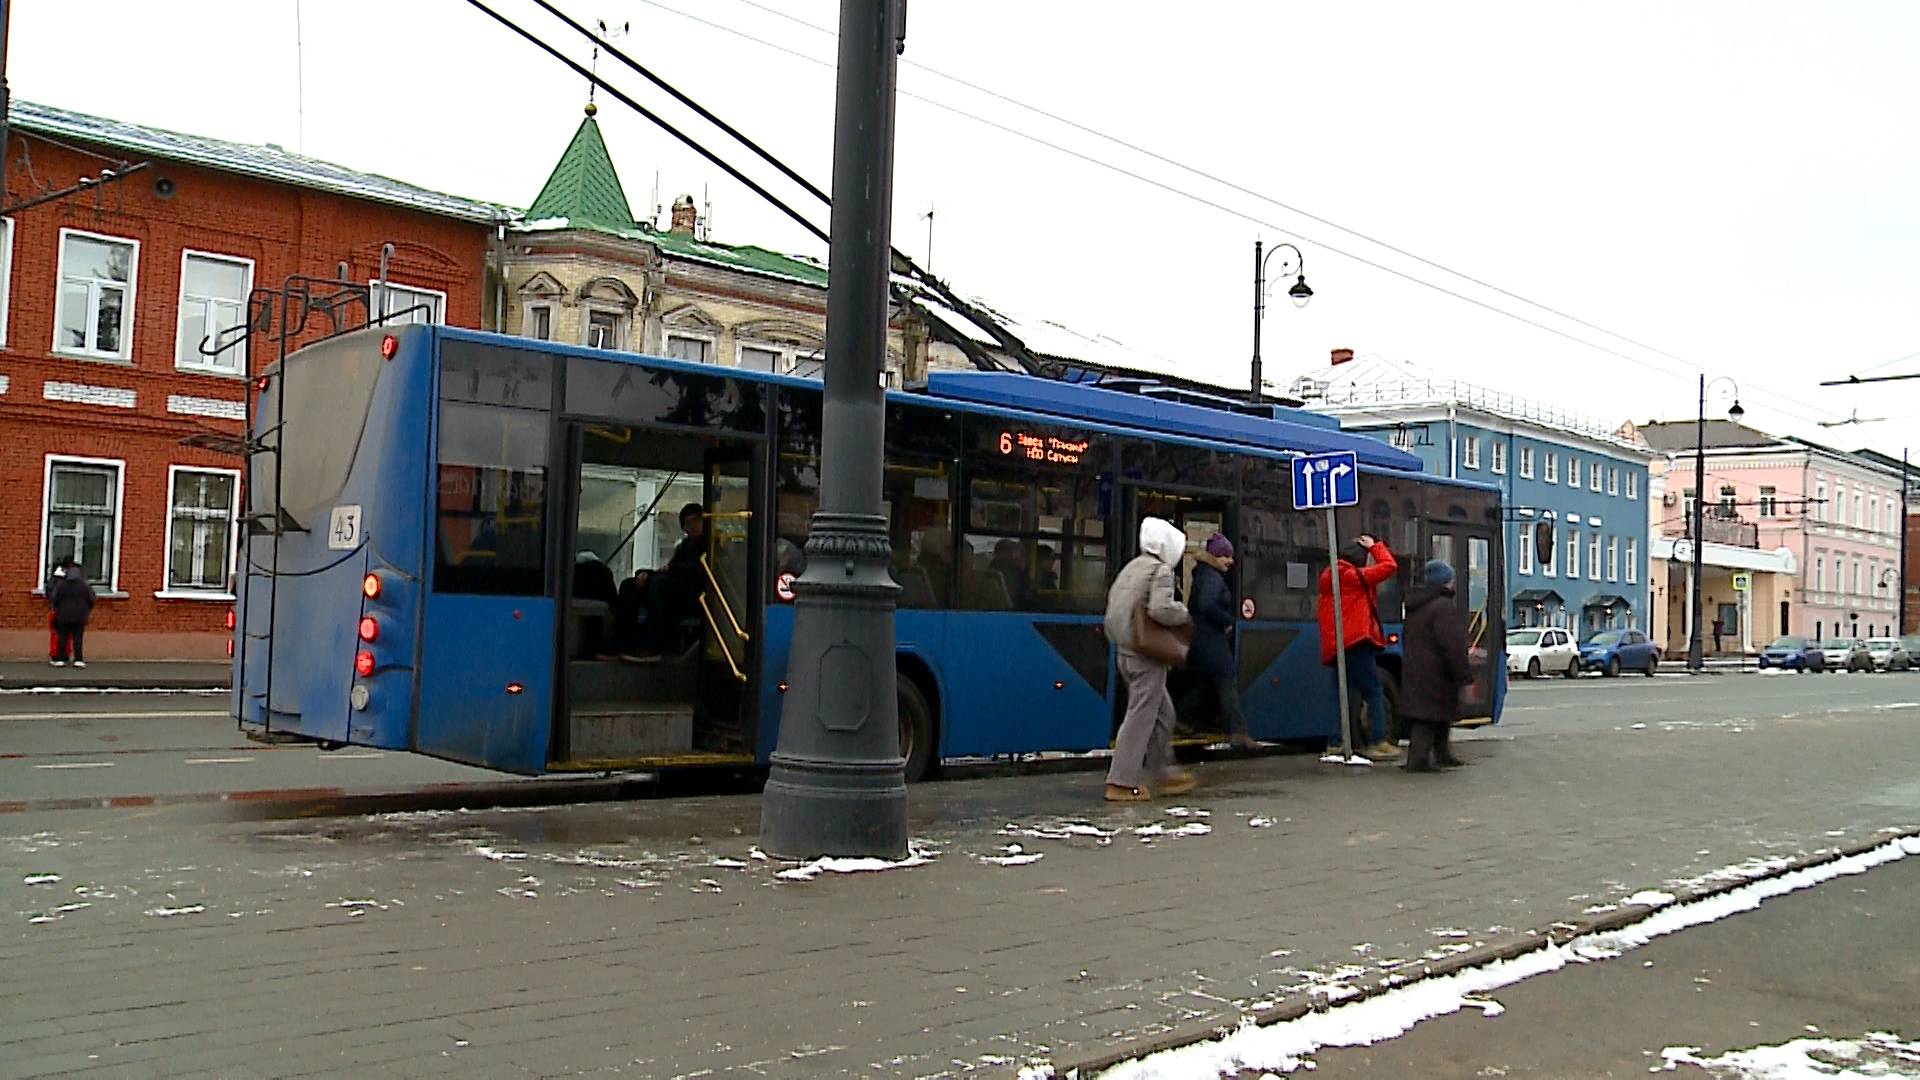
[[5, 704, 1919, 1078], [0, 660, 230, 692]]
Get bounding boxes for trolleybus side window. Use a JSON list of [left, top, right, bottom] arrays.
[[434, 344, 553, 596], [565, 356, 765, 435], [1238, 463, 1326, 622], [961, 417, 1106, 614]]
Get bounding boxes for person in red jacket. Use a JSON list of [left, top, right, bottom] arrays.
[[1318, 533, 1399, 760]]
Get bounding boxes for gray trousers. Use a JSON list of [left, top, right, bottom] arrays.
[[1109, 651, 1176, 788]]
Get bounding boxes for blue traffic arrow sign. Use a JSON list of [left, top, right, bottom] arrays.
[[1291, 451, 1360, 511]]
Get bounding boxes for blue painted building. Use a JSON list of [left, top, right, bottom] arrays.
[[1310, 377, 1654, 636]]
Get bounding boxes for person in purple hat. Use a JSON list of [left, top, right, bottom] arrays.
[[1188, 532, 1258, 751]]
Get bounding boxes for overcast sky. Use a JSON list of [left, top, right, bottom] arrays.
[[13, 1, 1918, 460]]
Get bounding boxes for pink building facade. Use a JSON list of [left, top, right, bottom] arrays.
[[1636, 422, 1905, 646]]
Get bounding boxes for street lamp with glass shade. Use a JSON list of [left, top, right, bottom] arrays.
[[1251, 240, 1313, 404], [1687, 375, 1744, 672]]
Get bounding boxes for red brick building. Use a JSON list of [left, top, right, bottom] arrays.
[[1, 101, 506, 659]]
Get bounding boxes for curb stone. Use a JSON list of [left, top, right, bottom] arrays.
[[1047, 826, 1920, 1078]]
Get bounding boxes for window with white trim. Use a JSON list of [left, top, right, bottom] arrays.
[[1590, 461, 1602, 492], [1462, 435, 1480, 469], [1608, 467, 1619, 496], [585, 308, 626, 350], [665, 334, 711, 364], [1606, 535, 1618, 582], [41, 457, 123, 590], [1518, 523, 1534, 574], [369, 281, 445, 325], [1491, 441, 1507, 475], [1626, 471, 1638, 500], [1389, 426, 1415, 451], [1567, 457, 1579, 487], [1853, 559, 1862, 595], [1869, 496, 1878, 533], [164, 468, 238, 594], [176, 251, 253, 375], [1853, 492, 1863, 527], [1588, 533, 1601, 580], [737, 344, 782, 373], [1815, 556, 1825, 593], [1625, 538, 1637, 584], [1567, 528, 1580, 578], [0, 216, 14, 347], [56, 230, 138, 359], [1518, 445, 1534, 478], [1815, 479, 1828, 521], [523, 304, 552, 341], [1545, 453, 1558, 484], [1759, 486, 1777, 518]]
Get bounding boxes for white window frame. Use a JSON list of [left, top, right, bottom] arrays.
[[1545, 453, 1558, 484], [1518, 523, 1534, 575], [54, 228, 140, 361], [522, 303, 554, 342], [175, 249, 255, 377], [1491, 441, 1507, 475], [1869, 496, 1878, 533], [1626, 471, 1638, 500], [368, 280, 446, 325], [664, 332, 715, 364], [1567, 457, 1579, 488], [1567, 529, 1579, 579], [1606, 535, 1619, 582], [1588, 533, 1601, 581], [1518, 445, 1534, 479], [38, 454, 126, 595], [1607, 467, 1619, 496], [584, 305, 628, 351], [1815, 556, 1825, 593], [735, 340, 789, 374], [1759, 486, 1777, 518], [1815, 480, 1828, 521], [1590, 461, 1603, 492], [1625, 538, 1637, 585], [1853, 492, 1863, 528], [158, 465, 241, 599], [1462, 435, 1480, 470], [0, 216, 14, 348]]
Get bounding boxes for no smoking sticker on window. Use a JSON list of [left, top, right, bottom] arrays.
[[1241, 597, 1257, 620]]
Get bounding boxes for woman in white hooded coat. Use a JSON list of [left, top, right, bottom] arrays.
[[1103, 516, 1194, 801]]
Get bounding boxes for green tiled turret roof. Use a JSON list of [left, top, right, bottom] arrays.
[[525, 113, 635, 234]]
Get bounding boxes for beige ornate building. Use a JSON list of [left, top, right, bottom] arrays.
[[499, 108, 928, 385]]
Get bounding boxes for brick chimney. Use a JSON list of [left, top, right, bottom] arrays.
[[1330, 348, 1355, 366], [669, 195, 698, 236]]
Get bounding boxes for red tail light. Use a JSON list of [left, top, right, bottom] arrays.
[[354, 651, 375, 677], [225, 609, 237, 631], [357, 616, 378, 643], [380, 334, 399, 360], [362, 573, 381, 600], [226, 639, 235, 658], [505, 682, 525, 695], [255, 376, 269, 392]]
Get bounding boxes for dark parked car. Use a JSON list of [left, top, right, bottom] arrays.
[[1758, 635, 1825, 672], [1580, 628, 1660, 677]]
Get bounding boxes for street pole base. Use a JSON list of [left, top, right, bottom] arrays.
[[759, 752, 908, 862]]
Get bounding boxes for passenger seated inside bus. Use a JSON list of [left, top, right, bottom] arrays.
[[1035, 545, 1060, 592], [990, 539, 1030, 609], [618, 503, 708, 658], [572, 551, 619, 658]]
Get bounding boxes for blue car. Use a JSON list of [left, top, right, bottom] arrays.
[[1579, 628, 1660, 677], [1757, 635, 1825, 672]]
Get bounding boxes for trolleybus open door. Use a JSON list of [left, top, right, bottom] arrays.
[[1427, 505, 1503, 721]]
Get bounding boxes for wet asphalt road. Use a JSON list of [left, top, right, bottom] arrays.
[[1, 668, 1915, 807], [1300, 848, 1920, 1079]]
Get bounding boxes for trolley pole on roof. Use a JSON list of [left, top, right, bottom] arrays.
[[760, 0, 910, 860]]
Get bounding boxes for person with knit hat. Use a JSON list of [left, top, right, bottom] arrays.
[[1187, 532, 1258, 751], [1398, 558, 1471, 772], [1318, 533, 1400, 760]]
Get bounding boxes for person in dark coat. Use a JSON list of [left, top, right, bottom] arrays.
[[1399, 559, 1471, 772], [1187, 533, 1257, 751], [49, 559, 96, 668]]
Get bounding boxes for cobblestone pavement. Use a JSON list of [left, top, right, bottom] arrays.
[[6, 698, 1920, 1079]]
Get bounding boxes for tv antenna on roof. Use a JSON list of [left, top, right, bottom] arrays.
[[1816, 408, 1886, 428]]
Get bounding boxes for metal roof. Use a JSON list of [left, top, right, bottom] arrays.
[[9, 99, 511, 224]]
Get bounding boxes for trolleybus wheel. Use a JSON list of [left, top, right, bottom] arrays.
[[898, 675, 936, 784]]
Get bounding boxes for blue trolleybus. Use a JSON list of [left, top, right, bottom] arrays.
[[233, 325, 1504, 778]]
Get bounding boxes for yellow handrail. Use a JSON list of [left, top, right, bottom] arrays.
[[699, 554, 749, 643], [698, 594, 748, 683]]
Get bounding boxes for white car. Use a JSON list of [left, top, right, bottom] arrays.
[[1506, 626, 1580, 679]]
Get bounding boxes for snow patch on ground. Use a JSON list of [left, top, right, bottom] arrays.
[[1044, 835, 1920, 1079], [1133, 822, 1212, 839], [1656, 1031, 1920, 1077], [775, 845, 936, 882], [1624, 890, 1677, 907], [22, 874, 60, 886], [977, 844, 1046, 867]]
